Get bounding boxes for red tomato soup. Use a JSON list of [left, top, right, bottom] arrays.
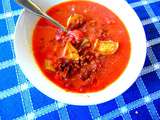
[[32, 1, 131, 93]]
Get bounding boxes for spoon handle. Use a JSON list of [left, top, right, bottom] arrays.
[[16, 0, 66, 31]]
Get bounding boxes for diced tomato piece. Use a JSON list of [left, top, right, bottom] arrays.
[[55, 29, 67, 41], [68, 30, 84, 43]]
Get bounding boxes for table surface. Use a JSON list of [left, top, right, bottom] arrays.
[[0, 0, 160, 120]]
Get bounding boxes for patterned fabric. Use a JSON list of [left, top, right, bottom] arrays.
[[0, 0, 160, 119]]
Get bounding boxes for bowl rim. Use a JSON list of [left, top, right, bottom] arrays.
[[14, 0, 146, 105]]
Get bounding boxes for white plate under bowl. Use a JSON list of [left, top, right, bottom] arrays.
[[14, 0, 146, 105]]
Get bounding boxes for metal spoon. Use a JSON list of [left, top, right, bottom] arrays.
[[16, 0, 67, 32]]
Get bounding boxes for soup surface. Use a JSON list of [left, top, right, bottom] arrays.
[[32, 1, 131, 93]]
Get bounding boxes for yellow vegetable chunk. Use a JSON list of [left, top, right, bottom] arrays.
[[94, 39, 119, 55], [44, 59, 56, 72], [67, 14, 85, 29], [63, 41, 80, 60]]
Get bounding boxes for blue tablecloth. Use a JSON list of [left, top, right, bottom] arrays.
[[0, 0, 160, 119]]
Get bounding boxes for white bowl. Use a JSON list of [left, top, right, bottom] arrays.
[[14, 0, 146, 105]]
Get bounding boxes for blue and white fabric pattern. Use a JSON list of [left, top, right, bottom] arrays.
[[0, 0, 160, 119]]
